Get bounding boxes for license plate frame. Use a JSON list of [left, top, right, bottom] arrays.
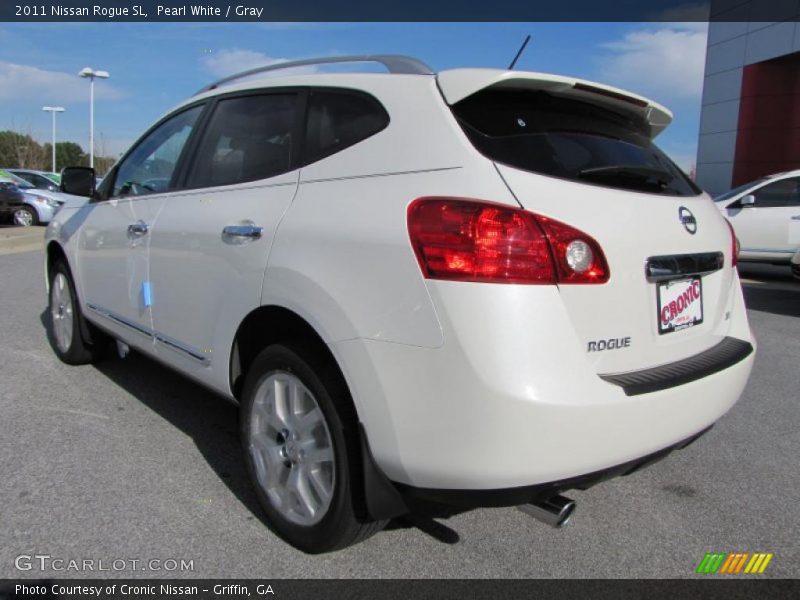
[[657, 277, 703, 335]]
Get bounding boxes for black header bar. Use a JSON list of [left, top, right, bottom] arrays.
[[2, 0, 800, 22]]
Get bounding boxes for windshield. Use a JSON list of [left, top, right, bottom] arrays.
[[452, 88, 701, 197], [713, 178, 769, 202]]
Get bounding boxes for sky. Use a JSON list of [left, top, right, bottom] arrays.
[[0, 21, 708, 171]]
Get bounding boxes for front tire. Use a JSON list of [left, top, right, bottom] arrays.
[[240, 344, 385, 553], [47, 261, 107, 365], [13, 206, 38, 227]]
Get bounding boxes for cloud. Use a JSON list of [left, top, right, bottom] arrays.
[[0, 61, 124, 102], [202, 49, 316, 79], [596, 23, 708, 104]]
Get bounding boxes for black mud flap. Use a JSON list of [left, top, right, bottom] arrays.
[[358, 423, 408, 520]]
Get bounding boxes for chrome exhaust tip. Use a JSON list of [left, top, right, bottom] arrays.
[[517, 494, 576, 528]]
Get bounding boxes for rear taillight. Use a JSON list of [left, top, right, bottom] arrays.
[[725, 219, 739, 268], [407, 197, 609, 285], [535, 214, 610, 284]]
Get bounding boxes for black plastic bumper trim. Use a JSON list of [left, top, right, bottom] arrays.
[[393, 426, 712, 514], [599, 336, 753, 396]]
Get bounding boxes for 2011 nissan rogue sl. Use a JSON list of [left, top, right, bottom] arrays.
[[44, 55, 755, 553]]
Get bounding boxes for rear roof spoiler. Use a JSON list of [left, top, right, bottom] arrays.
[[437, 68, 672, 138]]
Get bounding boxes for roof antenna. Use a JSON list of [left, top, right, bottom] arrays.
[[508, 35, 531, 70]]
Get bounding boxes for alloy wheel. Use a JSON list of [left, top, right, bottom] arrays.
[[247, 372, 336, 526], [50, 273, 74, 352], [13, 208, 34, 227]]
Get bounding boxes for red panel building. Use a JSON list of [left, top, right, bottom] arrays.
[[696, 3, 800, 195]]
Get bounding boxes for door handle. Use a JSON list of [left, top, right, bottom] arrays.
[[222, 224, 263, 239], [791, 215, 800, 220], [127, 220, 149, 236]]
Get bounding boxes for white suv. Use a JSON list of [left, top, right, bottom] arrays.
[[46, 55, 755, 553]]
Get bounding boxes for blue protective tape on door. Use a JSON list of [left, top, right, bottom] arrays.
[[142, 281, 153, 308]]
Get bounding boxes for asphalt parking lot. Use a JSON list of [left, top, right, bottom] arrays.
[[1, 248, 798, 579]]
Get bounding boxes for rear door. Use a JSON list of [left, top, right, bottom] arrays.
[[724, 176, 800, 258], [147, 90, 303, 392], [450, 85, 735, 374]]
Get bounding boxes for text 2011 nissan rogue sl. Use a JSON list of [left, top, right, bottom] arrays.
[[45, 56, 755, 553]]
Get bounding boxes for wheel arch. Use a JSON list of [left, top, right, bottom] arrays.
[[45, 240, 69, 289], [44, 239, 108, 360], [229, 304, 407, 521], [230, 305, 347, 404]]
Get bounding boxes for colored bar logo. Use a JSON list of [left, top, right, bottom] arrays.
[[697, 552, 774, 574]]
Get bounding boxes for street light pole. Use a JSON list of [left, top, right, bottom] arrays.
[[42, 106, 65, 173], [78, 67, 110, 169]]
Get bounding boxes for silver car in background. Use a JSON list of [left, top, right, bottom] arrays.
[[0, 171, 66, 226]]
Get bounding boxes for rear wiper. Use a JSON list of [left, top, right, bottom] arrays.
[[577, 165, 675, 189]]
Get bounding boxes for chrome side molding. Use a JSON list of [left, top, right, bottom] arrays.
[[86, 303, 210, 365]]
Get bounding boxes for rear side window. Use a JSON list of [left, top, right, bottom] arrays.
[[453, 89, 701, 197], [187, 93, 297, 188], [303, 90, 389, 165]]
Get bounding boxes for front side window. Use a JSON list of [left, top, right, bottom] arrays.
[[112, 105, 203, 198], [752, 178, 800, 208], [32, 174, 53, 188], [714, 178, 767, 203], [303, 90, 389, 165], [186, 94, 297, 189], [16, 172, 37, 186]]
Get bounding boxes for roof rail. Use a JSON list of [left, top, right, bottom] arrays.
[[195, 54, 435, 95]]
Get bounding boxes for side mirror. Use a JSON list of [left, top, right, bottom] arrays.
[[740, 194, 755, 207], [60, 166, 96, 198]]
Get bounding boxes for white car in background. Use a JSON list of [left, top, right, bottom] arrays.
[[714, 170, 800, 267], [44, 55, 755, 553]]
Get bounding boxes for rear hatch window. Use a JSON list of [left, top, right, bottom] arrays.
[[452, 88, 701, 197]]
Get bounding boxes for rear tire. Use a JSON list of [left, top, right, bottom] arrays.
[[47, 260, 109, 365], [240, 343, 386, 553]]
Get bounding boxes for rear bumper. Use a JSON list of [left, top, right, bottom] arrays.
[[333, 276, 755, 491], [394, 425, 712, 513]]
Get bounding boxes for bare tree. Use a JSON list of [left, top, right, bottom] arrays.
[[7, 119, 47, 169]]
